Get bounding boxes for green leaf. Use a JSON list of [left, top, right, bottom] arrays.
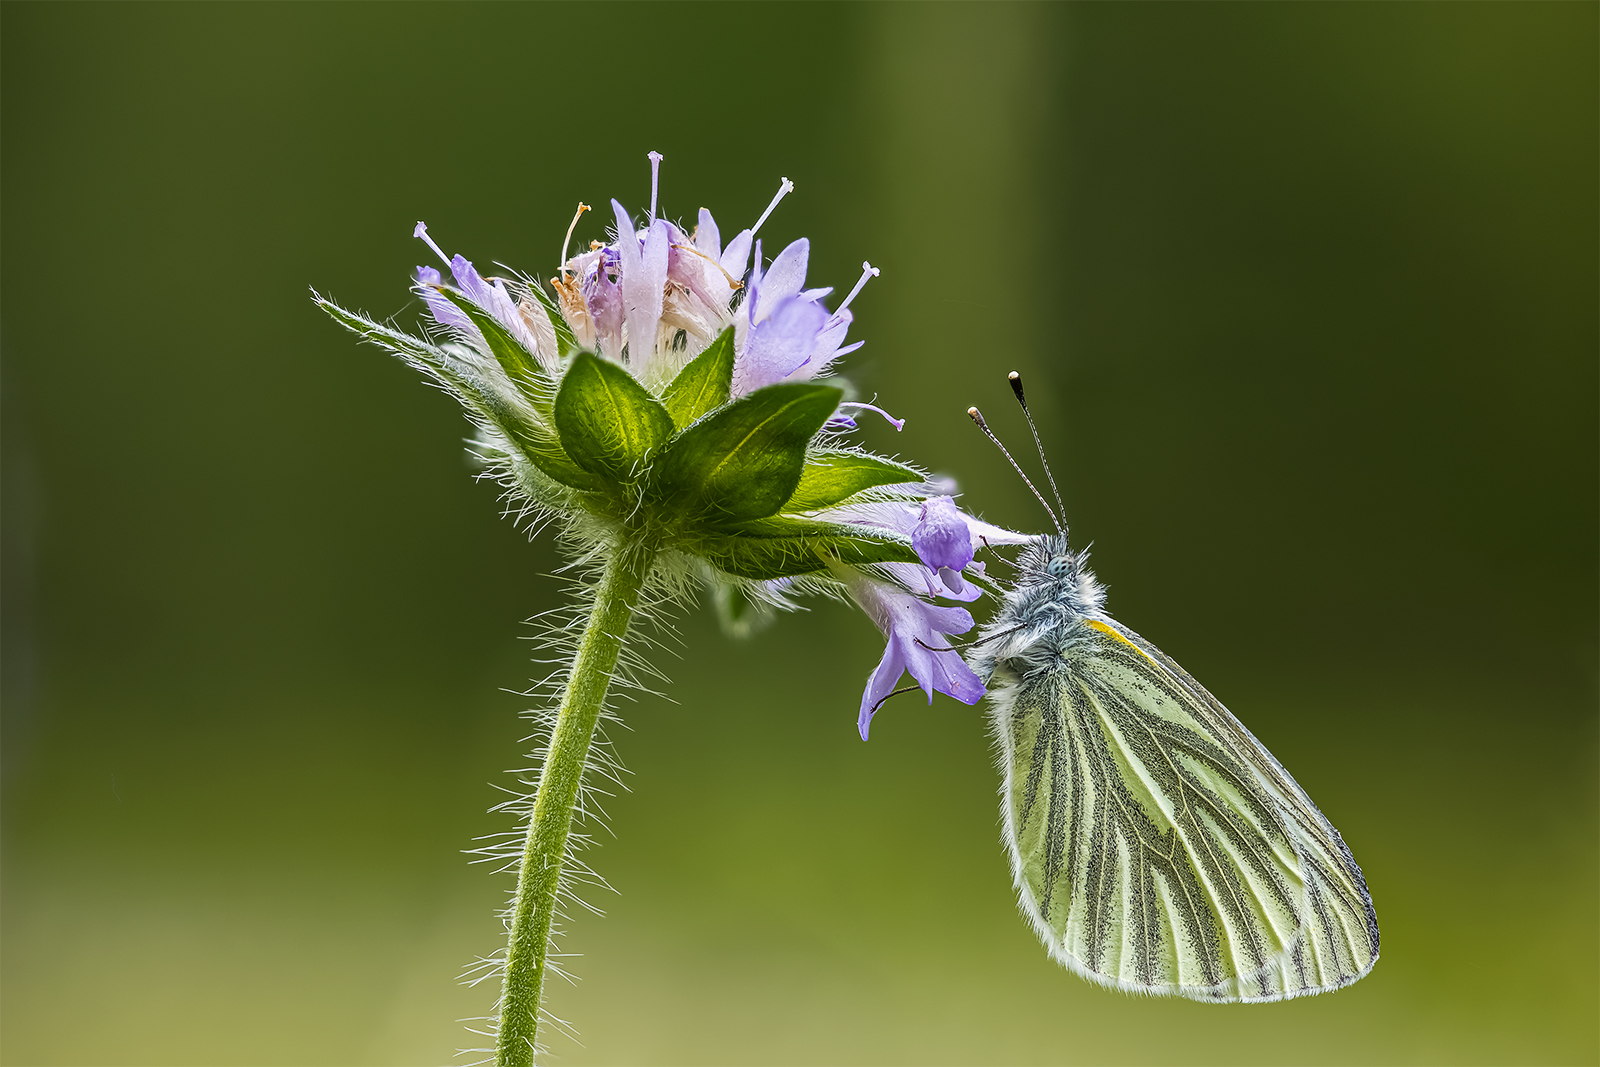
[[553, 352, 675, 481], [660, 326, 735, 427], [317, 296, 444, 369], [316, 296, 600, 491], [508, 424, 605, 491], [438, 288, 544, 387], [696, 516, 920, 580], [648, 382, 842, 524], [782, 450, 921, 512], [523, 278, 579, 358]]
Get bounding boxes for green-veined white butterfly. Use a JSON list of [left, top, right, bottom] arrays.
[[961, 375, 1378, 1003]]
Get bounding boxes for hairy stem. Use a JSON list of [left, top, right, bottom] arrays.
[[496, 540, 656, 1067]]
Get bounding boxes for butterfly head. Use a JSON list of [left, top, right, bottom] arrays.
[[1028, 532, 1078, 583], [1013, 532, 1105, 617], [1045, 552, 1075, 581]]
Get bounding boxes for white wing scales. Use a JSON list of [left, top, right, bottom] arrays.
[[988, 615, 1378, 1002]]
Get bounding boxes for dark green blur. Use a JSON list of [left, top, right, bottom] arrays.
[[2, 4, 1594, 1064]]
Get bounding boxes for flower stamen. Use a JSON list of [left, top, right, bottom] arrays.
[[559, 203, 591, 276], [413, 221, 450, 268], [838, 401, 905, 431], [670, 242, 744, 290], [834, 261, 880, 319], [751, 177, 795, 236], [647, 151, 664, 223]]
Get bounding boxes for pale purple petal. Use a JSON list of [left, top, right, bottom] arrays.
[[449, 254, 494, 308], [939, 567, 966, 594], [924, 633, 984, 702], [859, 638, 907, 740], [634, 220, 670, 359], [572, 247, 624, 357], [840, 499, 1031, 556], [744, 239, 765, 326], [878, 560, 982, 603], [666, 241, 725, 317], [785, 309, 854, 382], [734, 294, 828, 395], [613, 200, 669, 371], [612, 200, 637, 250], [810, 308, 851, 352], [420, 287, 472, 332], [965, 516, 1035, 552], [913, 496, 975, 572], [842, 571, 981, 740], [695, 207, 722, 260], [720, 228, 753, 280], [753, 238, 809, 322], [415, 266, 473, 332], [834, 500, 920, 537], [588, 264, 624, 358]]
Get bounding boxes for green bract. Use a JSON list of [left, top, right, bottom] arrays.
[[317, 302, 924, 580]]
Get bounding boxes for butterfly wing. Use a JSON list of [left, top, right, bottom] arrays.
[[990, 615, 1378, 1002]]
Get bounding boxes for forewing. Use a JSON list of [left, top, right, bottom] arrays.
[[992, 617, 1378, 1002]]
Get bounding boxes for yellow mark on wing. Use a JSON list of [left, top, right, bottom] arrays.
[[1086, 619, 1161, 668]]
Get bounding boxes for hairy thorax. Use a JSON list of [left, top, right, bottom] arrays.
[[970, 534, 1108, 684]]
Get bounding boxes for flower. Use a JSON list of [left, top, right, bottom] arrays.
[[914, 496, 977, 591], [828, 497, 1030, 737], [837, 568, 983, 740], [322, 152, 1034, 740], [413, 222, 557, 374]]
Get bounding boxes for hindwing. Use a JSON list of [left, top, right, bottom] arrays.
[[990, 615, 1378, 1002]]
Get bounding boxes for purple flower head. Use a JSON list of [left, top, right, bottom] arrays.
[[840, 569, 983, 740], [550, 159, 876, 404], [330, 156, 1046, 755]]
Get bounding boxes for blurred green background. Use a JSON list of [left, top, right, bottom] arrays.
[[3, 3, 1595, 1064]]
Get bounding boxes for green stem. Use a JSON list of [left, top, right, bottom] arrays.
[[496, 539, 656, 1067]]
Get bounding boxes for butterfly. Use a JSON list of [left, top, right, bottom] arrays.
[[961, 374, 1379, 1003]]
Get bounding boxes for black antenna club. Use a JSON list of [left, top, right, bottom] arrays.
[[1007, 371, 1067, 524]]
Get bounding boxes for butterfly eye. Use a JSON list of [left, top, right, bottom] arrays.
[[1046, 555, 1072, 579]]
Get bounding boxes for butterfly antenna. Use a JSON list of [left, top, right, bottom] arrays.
[[968, 406, 1064, 534], [1008, 371, 1067, 526]]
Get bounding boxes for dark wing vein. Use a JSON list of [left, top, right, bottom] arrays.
[[996, 618, 1379, 1001]]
